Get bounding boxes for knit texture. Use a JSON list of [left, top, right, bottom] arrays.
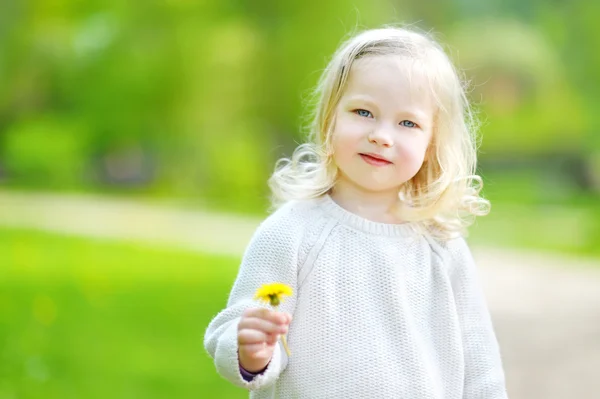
[[204, 194, 508, 399]]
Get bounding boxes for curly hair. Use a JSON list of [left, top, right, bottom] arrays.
[[268, 26, 490, 240]]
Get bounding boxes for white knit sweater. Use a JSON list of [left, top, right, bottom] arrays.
[[204, 194, 508, 399]]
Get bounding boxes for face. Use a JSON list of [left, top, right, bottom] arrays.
[[330, 56, 435, 197]]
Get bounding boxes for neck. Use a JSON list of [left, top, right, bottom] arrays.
[[328, 179, 404, 224]]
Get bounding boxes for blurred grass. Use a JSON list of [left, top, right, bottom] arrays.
[[0, 228, 246, 399], [0, 198, 598, 398], [470, 203, 600, 257], [469, 169, 600, 257]]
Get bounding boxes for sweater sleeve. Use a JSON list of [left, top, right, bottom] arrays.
[[447, 238, 509, 399], [203, 206, 301, 391]]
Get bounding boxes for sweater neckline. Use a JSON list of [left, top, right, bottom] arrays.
[[316, 194, 417, 237]]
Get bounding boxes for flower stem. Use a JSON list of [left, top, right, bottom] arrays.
[[280, 334, 291, 357]]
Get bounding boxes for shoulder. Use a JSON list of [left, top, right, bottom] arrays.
[[432, 235, 471, 257], [422, 232, 475, 275], [247, 198, 327, 252], [259, 198, 325, 234]]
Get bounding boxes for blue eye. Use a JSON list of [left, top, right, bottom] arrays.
[[355, 109, 373, 118], [400, 120, 417, 128]]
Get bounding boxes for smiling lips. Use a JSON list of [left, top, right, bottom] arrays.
[[359, 153, 393, 166]]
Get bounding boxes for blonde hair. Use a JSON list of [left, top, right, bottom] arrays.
[[268, 26, 490, 240]]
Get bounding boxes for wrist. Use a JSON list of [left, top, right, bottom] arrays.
[[239, 361, 269, 375], [238, 351, 271, 374]]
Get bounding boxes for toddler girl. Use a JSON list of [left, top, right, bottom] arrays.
[[204, 26, 508, 399]]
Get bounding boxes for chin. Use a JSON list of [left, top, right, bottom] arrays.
[[354, 180, 403, 193]]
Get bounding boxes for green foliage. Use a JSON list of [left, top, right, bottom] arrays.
[[0, 1, 598, 204], [471, 202, 600, 257], [449, 19, 587, 155], [1, 117, 91, 188], [0, 228, 246, 399]]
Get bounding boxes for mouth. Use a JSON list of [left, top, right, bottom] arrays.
[[359, 153, 393, 166]]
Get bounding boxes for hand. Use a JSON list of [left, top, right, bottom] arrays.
[[237, 307, 292, 373]]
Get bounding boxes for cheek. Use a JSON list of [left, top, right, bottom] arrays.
[[331, 136, 355, 167], [336, 112, 369, 136], [332, 115, 365, 150], [396, 136, 430, 164]]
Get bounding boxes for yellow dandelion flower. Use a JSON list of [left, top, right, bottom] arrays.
[[254, 282, 293, 357], [254, 282, 293, 307]]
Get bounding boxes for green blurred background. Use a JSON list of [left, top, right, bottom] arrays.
[[1, 0, 599, 398]]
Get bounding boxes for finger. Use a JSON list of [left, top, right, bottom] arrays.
[[240, 343, 265, 356], [262, 310, 290, 326], [238, 329, 280, 345], [265, 333, 279, 345], [240, 343, 275, 359], [242, 308, 289, 326], [242, 307, 271, 319], [238, 328, 269, 344], [240, 335, 278, 356], [239, 317, 288, 334], [242, 307, 258, 318], [282, 312, 293, 324]]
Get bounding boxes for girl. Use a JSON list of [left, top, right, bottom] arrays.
[[204, 26, 508, 399]]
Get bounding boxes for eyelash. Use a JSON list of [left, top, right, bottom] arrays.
[[400, 120, 417, 128], [353, 109, 419, 128], [355, 109, 373, 118]]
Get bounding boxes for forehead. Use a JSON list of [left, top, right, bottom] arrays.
[[343, 55, 433, 104]]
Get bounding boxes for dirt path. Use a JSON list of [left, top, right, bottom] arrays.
[[1, 190, 599, 398]]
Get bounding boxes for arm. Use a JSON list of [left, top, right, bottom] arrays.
[[203, 211, 300, 391], [448, 238, 509, 399]]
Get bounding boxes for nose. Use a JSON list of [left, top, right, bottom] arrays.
[[368, 124, 394, 148]]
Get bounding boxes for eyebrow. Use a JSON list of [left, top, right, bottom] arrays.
[[345, 94, 375, 104], [401, 110, 429, 123], [344, 95, 378, 108]]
